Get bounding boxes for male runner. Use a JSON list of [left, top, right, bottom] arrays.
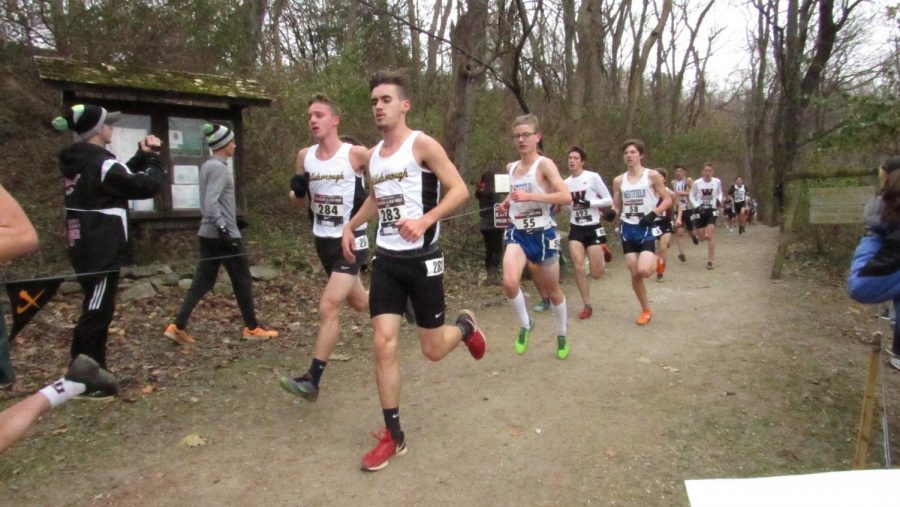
[[563, 146, 613, 319], [671, 164, 696, 260], [723, 194, 735, 232], [498, 114, 572, 358], [728, 176, 750, 234], [340, 71, 485, 472], [611, 140, 672, 324], [690, 163, 724, 269], [279, 94, 370, 401], [654, 168, 678, 282]]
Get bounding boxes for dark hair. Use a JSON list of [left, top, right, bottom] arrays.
[[882, 170, 900, 226], [340, 135, 362, 146], [369, 70, 409, 99], [620, 139, 645, 155], [674, 164, 685, 171], [656, 167, 668, 180], [309, 93, 341, 116], [568, 146, 587, 162]]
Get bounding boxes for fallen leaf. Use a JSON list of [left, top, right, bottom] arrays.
[[51, 427, 68, 436], [331, 353, 352, 362], [637, 357, 652, 364], [605, 449, 617, 460], [661, 365, 680, 373], [181, 433, 207, 447], [141, 385, 155, 395], [506, 425, 524, 437]]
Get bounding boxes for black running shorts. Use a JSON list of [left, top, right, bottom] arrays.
[[568, 224, 608, 246], [315, 230, 369, 276], [655, 219, 673, 236], [369, 247, 446, 329], [694, 208, 718, 228], [734, 201, 746, 214]]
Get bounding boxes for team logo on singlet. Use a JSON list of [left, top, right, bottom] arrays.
[[372, 168, 409, 185]]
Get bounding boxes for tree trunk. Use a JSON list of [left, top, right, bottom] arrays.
[[624, 0, 673, 133]]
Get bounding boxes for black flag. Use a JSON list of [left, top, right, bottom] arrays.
[[5, 278, 64, 340]]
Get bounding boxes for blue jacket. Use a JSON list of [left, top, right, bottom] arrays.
[[848, 234, 900, 304]]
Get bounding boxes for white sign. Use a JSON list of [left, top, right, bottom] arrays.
[[171, 184, 200, 209], [494, 174, 510, 193], [173, 165, 199, 185], [809, 186, 875, 224], [130, 198, 155, 212], [169, 129, 183, 149], [108, 127, 155, 212]]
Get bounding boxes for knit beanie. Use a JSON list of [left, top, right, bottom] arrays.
[[204, 123, 234, 151], [51, 104, 120, 140]]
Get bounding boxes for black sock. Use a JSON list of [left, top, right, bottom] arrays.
[[383, 407, 403, 442], [456, 316, 474, 342], [308, 358, 327, 387]]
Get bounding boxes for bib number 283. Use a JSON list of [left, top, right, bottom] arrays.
[[424, 256, 444, 277]]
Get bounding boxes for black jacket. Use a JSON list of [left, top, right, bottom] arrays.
[[60, 142, 165, 272]]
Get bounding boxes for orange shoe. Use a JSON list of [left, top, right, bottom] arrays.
[[242, 326, 279, 341], [636, 310, 652, 325], [163, 324, 195, 345]]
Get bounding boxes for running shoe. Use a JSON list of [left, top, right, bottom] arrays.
[[739, 225, 745, 235], [656, 273, 664, 282], [691, 234, 699, 245], [636, 309, 652, 325], [578, 306, 592, 320], [243, 326, 279, 341], [557, 336, 570, 360], [361, 428, 408, 472], [706, 260, 714, 270], [678, 253, 686, 262], [67, 354, 119, 399], [163, 323, 196, 345], [515, 318, 535, 355], [279, 373, 319, 401], [601, 244, 613, 263], [457, 310, 486, 360], [533, 299, 551, 312]]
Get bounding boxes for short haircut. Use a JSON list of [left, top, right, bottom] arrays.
[[703, 163, 714, 169], [568, 146, 587, 161], [309, 93, 341, 116], [340, 135, 362, 146], [511, 114, 540, 132], [656, 167, 668, 180], [369, 70, 409, 99], [620, 139, 645, 155], [674, 164, 686, 171]]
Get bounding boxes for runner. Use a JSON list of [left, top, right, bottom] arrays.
[[563, 146, 613, 319], [340, 70, 486, 472], [671, 164, 696, 260], [723, 194, 735, 232], [498, 114, 572, 358], [279, 94, 370, 402], [654, 168, 678, 282], [728, 176, 751, 234], [689, 163, 724, 269], [611, 140, 672, 325]]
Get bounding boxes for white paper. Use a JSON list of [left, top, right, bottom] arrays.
[[685, 469, 900, 507], [130, 198, 155, 212], [494, 174, 510, 193], [173, 165, 199, 185], [107, 127, 146, 161], [171, 184, 200, 209], [169, 129, 183, 149]]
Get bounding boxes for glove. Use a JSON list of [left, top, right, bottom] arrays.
[[638, 211, 658, 227], [602, 209, 617, 222], [290, 173, 310, 198], [237, 217, 250, 230], [573, 198, 590, 209], [217, 225, 238, 252]]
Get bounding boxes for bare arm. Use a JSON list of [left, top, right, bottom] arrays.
[[511, 158, 571, 206], [649, 171, 672, 215], [612, 175, 623, 215], [0, 185, 38, 262]]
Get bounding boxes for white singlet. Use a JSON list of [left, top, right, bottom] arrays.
[[508, 156, 552, 231], [619, 168, 658, 225], [369, 131, 440, 251], [305, 142, 367, 238], [732, 184, 747, 203], [691, 177, 723, 209], [564, 170, 612, 227], [672, 178, 692, 210]]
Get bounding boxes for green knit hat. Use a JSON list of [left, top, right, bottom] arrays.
[[204, 123, 234, 151]]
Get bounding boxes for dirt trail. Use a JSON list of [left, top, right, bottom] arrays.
[[1, 226, 889, 506]]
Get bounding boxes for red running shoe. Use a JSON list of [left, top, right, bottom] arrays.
[[457, 310, 486, 360], [578, 306, 593, 320], [601, 244, 613, 263], [361, 428, 408, 472]]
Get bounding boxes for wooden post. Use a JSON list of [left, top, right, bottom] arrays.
[[852, 332, 883, 469]]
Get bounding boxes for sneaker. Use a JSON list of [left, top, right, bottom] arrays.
[[243, 326, 279, 341], [556, 336, 570, 360], [678, 253, 686, 262], [739, 225, 745, 234], [457, 310, 486, 360], [361, 428, 408, 472], [601, 244, 613, 263], [656, 273, 664, 282], [533, 299, 551, 312], [163, 323, 195, 345], [279, 373, 319, 401], [691, 234, 699, 245], [515, 319, 535, 355], [578, 306, 592, 320], [706, 261, 714, 270], [67, 354, 119, 398], [636, 310, 652, 325]]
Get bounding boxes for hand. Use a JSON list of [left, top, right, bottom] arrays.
[[290, 173, 310, 198], [602, 209, 617, 222], [638, 211, 657, 227], [675, 218, 682, 228], [498, 199, 510, 213], [396, 216, 433, 243], [509, 190, 529, 203], [140, 135, 162, 153], [217, 225, 237, 252], [341, 228, 356, 263], [573, 198, 590, 209]]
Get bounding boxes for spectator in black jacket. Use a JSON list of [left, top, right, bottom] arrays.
[[52, 104, 165, 378]]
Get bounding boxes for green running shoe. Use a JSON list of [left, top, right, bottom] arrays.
[[515, 318, 535, 355], [279, 373, 319, 402], [533, 299, 551, 312], [556, 335, 570, 360]]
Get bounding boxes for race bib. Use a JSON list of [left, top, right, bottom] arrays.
[[494, 203, 511, 228], [712, 210, 719, 217], [313, 194, 344, 226], [595, 227, 606, 237], [573, 209, 592, 223], [353, 234, 369, 250], [513, 209, 550, 230], [376, 194, 406, 236], [549, 237, 561, 250], [424, 256, 444, 277], [652, 226, 662, 237]]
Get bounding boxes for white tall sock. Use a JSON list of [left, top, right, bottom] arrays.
[[552, 298, 567, 337], [508, 289, 531, 328], [38, 378, 86, 409]]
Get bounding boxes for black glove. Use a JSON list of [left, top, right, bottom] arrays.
[[290, 173, 310, 198], [603, 209, 617, 222], [237, 217, 250, 230], [217, 225, 238, 252], [638, 211, 657, 227], [573, 198, 590, 209]]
